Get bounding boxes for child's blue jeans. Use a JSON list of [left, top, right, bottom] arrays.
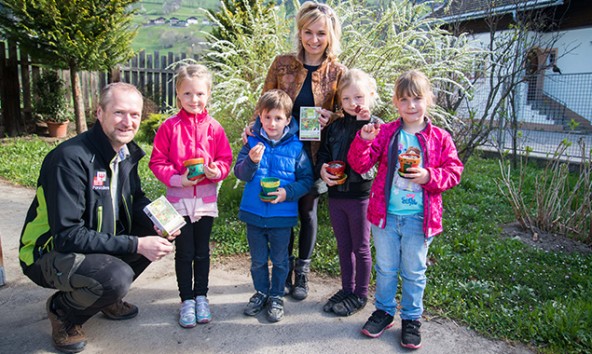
[[246, 224, 291, 298], [371, 213, 433, 320]]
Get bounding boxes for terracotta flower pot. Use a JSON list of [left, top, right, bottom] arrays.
[[326, 160, 346, 177], [46, 121, 68, 138], [398, 153, 421, 176]]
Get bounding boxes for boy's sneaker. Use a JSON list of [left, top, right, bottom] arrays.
[[244, 291, 268, 316], [179, 299, 196, 328], [323, 289, 348, 313], [361, 309, 394, 338], [400, 319, 422, 349], [332, 294, 367, 316], [195, 296, 212, 324], [266, 296, 284, 323]]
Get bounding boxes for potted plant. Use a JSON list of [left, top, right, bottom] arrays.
[[33, 70, 70, 137]]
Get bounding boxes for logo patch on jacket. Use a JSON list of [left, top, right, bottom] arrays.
[[93, 170, 110, 190]]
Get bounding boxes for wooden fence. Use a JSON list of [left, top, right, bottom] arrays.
[[1, 40, 199, 136]]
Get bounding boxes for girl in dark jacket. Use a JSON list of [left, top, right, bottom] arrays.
[[316, 69, 382, 317]]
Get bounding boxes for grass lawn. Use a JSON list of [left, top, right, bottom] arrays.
[[0, 136, 590, 353], [131, 0, 219, 55]]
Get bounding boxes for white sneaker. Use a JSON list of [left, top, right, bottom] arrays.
[[179, 299, 196, 328], [195, 296, 211, 324]]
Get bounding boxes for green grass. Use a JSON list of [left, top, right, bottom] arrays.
[[131, 0, 219, 55], [1, 137, 591, 353]]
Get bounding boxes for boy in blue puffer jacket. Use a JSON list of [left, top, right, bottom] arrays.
[[234, 89, 313, 323]]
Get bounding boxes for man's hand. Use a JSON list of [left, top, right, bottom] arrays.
[[154, 225, 181, 242], [137, 236, 174, 262]]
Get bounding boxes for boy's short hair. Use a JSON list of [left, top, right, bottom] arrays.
[[394, 70, 435, 107], [256, 90, 293, 119]]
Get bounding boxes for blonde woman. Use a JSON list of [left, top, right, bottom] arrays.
[[246, 1, 347, 301]]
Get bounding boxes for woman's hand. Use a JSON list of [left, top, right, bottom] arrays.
[[241, 122, 255, 144], [317, 108, 333, 130]]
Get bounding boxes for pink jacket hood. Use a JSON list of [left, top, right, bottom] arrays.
[[347, 118, 463, 237]]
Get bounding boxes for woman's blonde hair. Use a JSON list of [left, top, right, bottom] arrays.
[[256, 89, 293, 119], [393, 70, 435, 107], [337, 68, 378, 109], [295, 1, 342, 62], [175, 64, 213, 109]]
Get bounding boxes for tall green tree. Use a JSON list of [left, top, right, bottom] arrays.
[[0, 0, 139, 133], [206, 0, 277, 43]]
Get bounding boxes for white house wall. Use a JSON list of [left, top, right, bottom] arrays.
[[543, 27, 592, 74], [460, 29, 591, 125]]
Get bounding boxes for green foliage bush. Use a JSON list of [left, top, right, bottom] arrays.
[[135, 112, 169, 144], [202, 0, 482, 130]]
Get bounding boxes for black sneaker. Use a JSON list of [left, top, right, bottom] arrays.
[[332, 294, 367, 316], [244, 291, 268, 316], [266, 296, 284, 323], [400, 319, 422, 349], [322, 289, 348, 313], [361, 310, 394, 338]]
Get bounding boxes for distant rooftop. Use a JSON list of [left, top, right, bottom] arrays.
[[431, 0, 564, 23]]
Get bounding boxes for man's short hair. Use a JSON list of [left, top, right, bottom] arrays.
[[99, 82, 143, 111]]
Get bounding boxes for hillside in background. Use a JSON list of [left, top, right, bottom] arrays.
[[132, 0, 219, 55]]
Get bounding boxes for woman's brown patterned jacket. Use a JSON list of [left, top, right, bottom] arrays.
[[258, 54, 347, 163]]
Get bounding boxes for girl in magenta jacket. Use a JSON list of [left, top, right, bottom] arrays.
[[149, 64, 233, 328], [347, 70, 463, 349]]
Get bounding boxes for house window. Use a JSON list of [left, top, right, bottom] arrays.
[[548, 50, 557, 66]]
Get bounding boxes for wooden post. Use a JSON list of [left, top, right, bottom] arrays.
[[0, 235, 5, 286]]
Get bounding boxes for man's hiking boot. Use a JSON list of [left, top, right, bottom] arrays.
[[101, 300, 138, 320], [47, 294, 87, 353]]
